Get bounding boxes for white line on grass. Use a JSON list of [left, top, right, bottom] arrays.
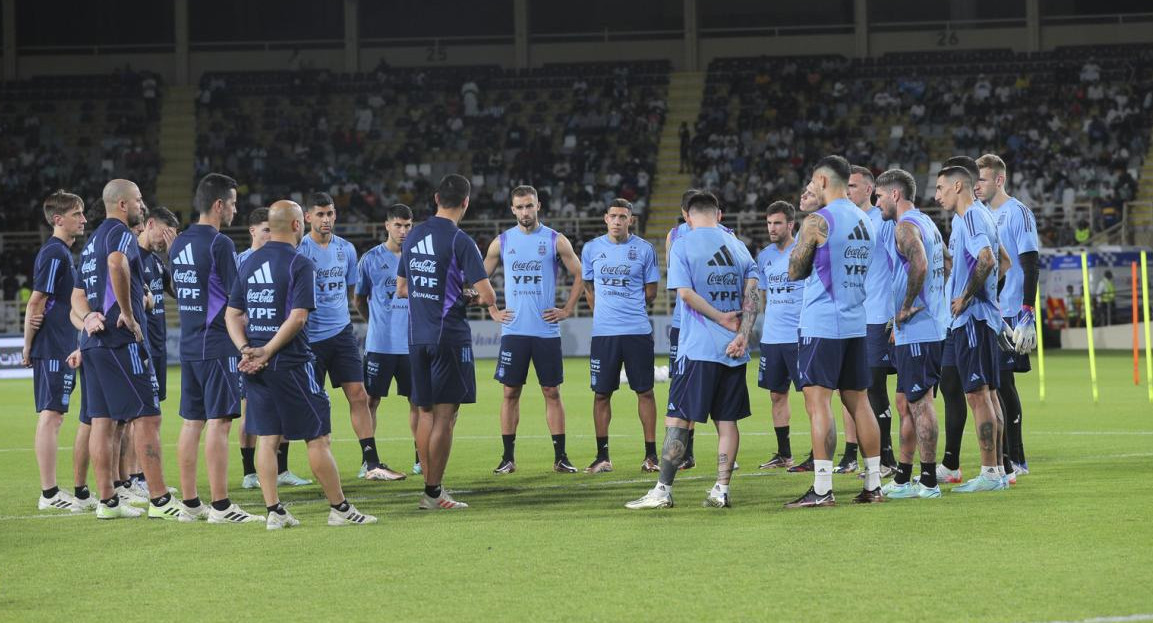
[[1037, 614, 1153, 623]]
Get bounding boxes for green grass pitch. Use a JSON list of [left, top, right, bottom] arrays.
[[1, 351, 1150, 622]]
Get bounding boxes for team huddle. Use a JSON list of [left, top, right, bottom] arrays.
[[23, 152, 1038, 526]]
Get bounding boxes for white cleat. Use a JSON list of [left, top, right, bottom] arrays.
[[117, 484, 149, 508], [96, 501, 144, 519], [182, 502, 209, 521], [266, 509, 301, 531], [241, 473, 260, 489], [625, 488, 674, 510], [38, 490, 78, 512], [936, 465, 963, 484], [277, 471, 313, 487], [328, 504, 378, 526], [207, 503, 265, 524], [418, 491, 470, 510], [72, 495, 97, 513]]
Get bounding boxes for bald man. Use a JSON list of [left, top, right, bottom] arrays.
[[78, 179, 185, 520], [226, 201, 376, 529]]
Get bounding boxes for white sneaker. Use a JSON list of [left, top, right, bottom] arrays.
[[418, 491, 469, 510], [625, 488, 673, 510], [117, 484, 149, 508], [148, 497, 194, 522], [241, 473, 260, 489], [72, 495, 97, 513], [277, 470, 313, 486], [266, 509, 301, 531], [96, 501, 144, 519], [182, 502, 209, 521], [38, 490, 78, 512], [328, 504, 378, 526], [207, 503, 265, 524]]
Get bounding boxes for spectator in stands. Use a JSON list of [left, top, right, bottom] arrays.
[[1081, 57, 1101, 83]]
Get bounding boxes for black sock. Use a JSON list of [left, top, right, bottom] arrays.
[[644, 441, 657, 459], [101, 495, 119, 507], [414, 444, 421, 465], [424, 484, 442, 498], [267, 503, 286, 515], [240, 447, 256, 475], [551, 434, 566, 461], [685, 429, 695, 458], [658, 426, 691, 486], [1000, 370, 1025, 464], [501, 434, 516, 462], [151, 493, 172, 507], [210, 498, 231, 512], [74, 485, 90, 500], [774, 426, 792, 457], [596, 436, 609, 460], [331, 499, 350, 513], [895, 462, 913, 485], [359, 437, 380, 469], [843, 442, 859, 462], [113, 480, 125, 489], [183, 497, 201, 508], [278, 441, 290, 473], [868, 369, 894, 460], [130, 472, 144, 483], [941, 365, 967, 471], [42, 486, 59, 499], [920, 462, 938, 488]]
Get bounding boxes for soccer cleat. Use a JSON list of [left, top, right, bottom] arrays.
[[363, 465, 406, 481], [953, 475, 1006, 493], [641, 456, 660, 472], [182, 502, 209, 521], [241, 473, 260, 489], [881, 480, 911, 496], [96, 501, 144, 519], [852, 487, 886, 504], [128, 479, 150, 500], [625, 488, 674, 510], [493, 459, 517, 475], [357, 462, 367, 479], [1004, 472, 1017, 486], [759, 453, 794, 469], [586, 458, 614, 474], [38, 490, 78, 512], [1011, 461, 1029, 476], [148, 497, 193, 522], [887, 482, 941, 499], [117, 484, 149, 508], [860, 463, 898, 480], [207, 504, 265, 524], [328, 504, 377, 526], [703, 491, 731, 508], [72, 495, 97, 513], [412, 462, 423, 476], [787, 453, 815, 473], [833, 458, 859, 474], [553, 456, 578, 473], [936, 465, 963, 484], [678, 456, 696, 471], [418, 491, 469, 510], [266, 509, 301, 531], [277, 470, 313, 486], [784, 487, 835, 509]]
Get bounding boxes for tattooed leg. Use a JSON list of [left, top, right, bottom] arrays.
[[967, 387, 998, 467], [715, 421, 739, 485], [658, 424, 691, 486]]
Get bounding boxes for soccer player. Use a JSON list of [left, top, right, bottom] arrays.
[[169, 173, 261, 523], [935, 166, 1006, 492], [225, 200, 376, 529], [25, 190, 87, 512], [753, 200, 804, 470], [396, 174, 496, 510], [580, 199, 660, 473], [354, 203, 416, 481], [484, 185, 583, 474], [784, 155, 885, 508], [626, 191, 759, 510], [874, 168, 949, 499], [975, 154, 1040, 475], [236, 208, 311, 489], [79, 178, 182, 520], [297, 192, 377, 479], [139, 206, 177, 403]]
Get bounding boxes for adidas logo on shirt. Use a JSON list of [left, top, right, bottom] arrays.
[[173, 245, 196, 266], [706, 245, 736, 267], [848, 220, 871, 241], [413, 234, 436, 256], [247, 261, 273, 284]]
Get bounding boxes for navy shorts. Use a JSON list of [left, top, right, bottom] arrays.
[[180, 357, 242, 420], [953, 318, 1000, 393], [757, 342, 800, 393], [894, 341, 943, 403], [494, 335, 563, 387], [239, 374, 247, 401], [410, 344, 477, 407], [310, 324, 365, 388], [941, 330, 956, 368], [668, 326, 680, 372], [244, 361, 332, 441], [998, 316, 1032, 372], [150, 349, 167, 401], [82, 344, 160, 421], [797, 336, 871, 391], [866, 323, 897, 372], [667, 359, 751, 423], [365, 351, 412, 398], [32, 357, 76, 414], [77, 366, 91, 425], [590, 334, 654, 394]]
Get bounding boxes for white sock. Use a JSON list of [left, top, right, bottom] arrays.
[[813, 460, 834, 495], [981, 465, 998, 479], [654, 482, 671, 494], [864, 456, 881, 490], [713, 482, 729, 495]]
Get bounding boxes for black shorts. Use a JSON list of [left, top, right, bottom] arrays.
[[757, 342, 800, 393], [245, 361, 332, 441], [32, 357, 76, 414], [865, 323, 897, 373], [365, 352, 412, 398], [590, 334, 654, 394], [894, 341, 943, 403], [953, 318, 1000, 393], [667, 359, 751, 424], [410, 344, 477, 407], [310, 324, 364, 388], [797, 336, 871, 391], [494, 335, 563, 387]]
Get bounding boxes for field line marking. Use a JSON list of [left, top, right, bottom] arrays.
[[1038, 614, 1153, 623]]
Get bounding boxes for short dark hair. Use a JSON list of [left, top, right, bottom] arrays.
[[148, 205, 179, 228], [511, 185, 538, 201], [386, 203, 413, 221], [43, 190, 84, 226], [686, 191, 720, 214], [875, 168, 917, 201], [943, 156, 979, 182], [307, 192, 334, 210], [248, 207, 270, 227], [194, 173, 239, 215], [766, 200, 795, 222], [608, 198, 633, 213], [680, 188, 702, 211], [850, 165, 874, 184], [436, 174, 471, 209], [938, 166, 974, 188], [813, 155, 851, 186]]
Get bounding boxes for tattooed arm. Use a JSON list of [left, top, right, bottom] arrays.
[[788, 214, 827, 281], [895, 221, 927, 326], [725, 278, 761, 358], [951, 246, 995, 316]]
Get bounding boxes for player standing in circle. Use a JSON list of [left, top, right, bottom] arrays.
[[784, 156, 885, 508], [626, 191, 759, 509], [355, 203, 416, 481], [581, 199, 661, 473], [397, 174, 497, 510], [484, 185, 584, 474], [139, 206, 177, 406], [225, 200, 376, 529]]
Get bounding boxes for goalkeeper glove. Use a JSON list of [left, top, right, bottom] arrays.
[[1012, 306, 1037, 354], [996, 318, 1017, 353]]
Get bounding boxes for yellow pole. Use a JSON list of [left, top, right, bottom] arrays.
[[1081, 252, 1098, 403], [1142, 251, 1152, 403], [1036, 289, 1045, 402]]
